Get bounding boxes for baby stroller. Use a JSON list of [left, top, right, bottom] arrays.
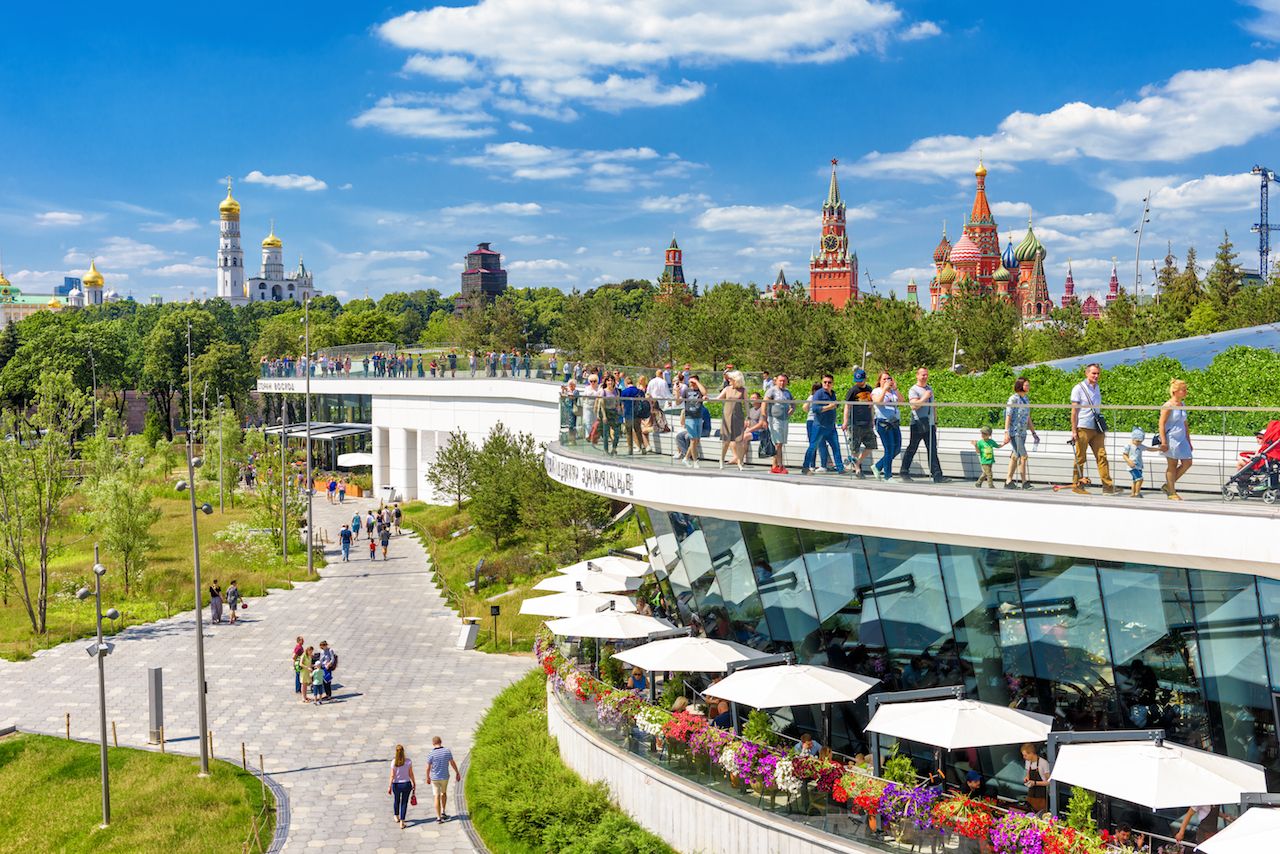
[[1222, 420, 1280, 503]]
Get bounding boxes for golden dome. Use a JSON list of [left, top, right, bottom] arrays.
[[82, 259, 105, 288], [219, 179, 241, 219], [261, 221, 282, 249], [975, 158, 987, 178], [0, 269, 9, 288], [47, 297, 62, 308]]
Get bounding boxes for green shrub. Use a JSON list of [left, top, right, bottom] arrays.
[[742, 709, 779, 747], [467, 671, 674, 854]]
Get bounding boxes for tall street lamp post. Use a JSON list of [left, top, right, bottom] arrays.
[[182, 321, 213, 776], [304, 296, 313, 577], [77, 544, 119, 828]]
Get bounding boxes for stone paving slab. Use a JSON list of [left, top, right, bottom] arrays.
[[0, 495, 531, 852]]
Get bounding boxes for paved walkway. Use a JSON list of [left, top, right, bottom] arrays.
[[0, 495, 531, 853]]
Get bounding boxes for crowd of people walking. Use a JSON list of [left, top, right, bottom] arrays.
[[557, 362, 1201, 499], [338, 503, 402, 562]]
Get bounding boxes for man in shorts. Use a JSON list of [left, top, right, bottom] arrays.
[[841, 368, 878, 478], [427, 736, 461, 822], [763, 373, 794, 474]]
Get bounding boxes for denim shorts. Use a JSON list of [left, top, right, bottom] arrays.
[[686, 418, 704, 440], [1009, 432, 1028, 458]]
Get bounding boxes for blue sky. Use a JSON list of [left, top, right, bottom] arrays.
[[4, 1, 1280, 303]]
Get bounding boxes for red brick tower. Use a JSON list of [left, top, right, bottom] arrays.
[[809, 159, 858, 308]]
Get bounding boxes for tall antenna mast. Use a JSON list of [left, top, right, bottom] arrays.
[[1251, 165, 1277, 279]]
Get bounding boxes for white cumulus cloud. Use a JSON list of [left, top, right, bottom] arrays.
[[855, 58, 1280, 178], [640, 193, 712, 214], [140, 218, 200, 233], [453, 141, 683, 190], [442, 201, 544, 216], [352, 93, 496, 139], [147, 262, 215, 278], [243, 170, 328, 191], [336, 250, 433, 261], [36, 211, 84, 226], [508, 258, 570, 272], [403, 53, 478, 80]]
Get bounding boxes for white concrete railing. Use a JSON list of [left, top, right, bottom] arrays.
[[544, 442, 1280, 580]]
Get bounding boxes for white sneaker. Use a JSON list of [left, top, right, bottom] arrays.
[[815, 466, 828, 474], [693, 460, 701, 469], [683, 458, 693, 468]]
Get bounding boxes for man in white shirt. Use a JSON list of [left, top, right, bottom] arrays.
[[899, 367, 947, 482], [1069, 363, 1116, 495], [581, 374, 601, 446], [646, 369, 671, 453]]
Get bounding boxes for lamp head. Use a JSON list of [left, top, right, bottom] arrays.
[[93, 563, 106, 577], [105, 608, 120, 621], [176, 480, 189, 492], [200, 503, 213, 515], [76, 587, 91, 601], [192, 456, 203, 468]]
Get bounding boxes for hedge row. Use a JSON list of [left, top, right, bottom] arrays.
[[465, 670, 674, 854]]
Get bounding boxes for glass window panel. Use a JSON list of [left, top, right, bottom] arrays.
[[1258, 579, 1280, 694], [1188, 570, 1279, 770], [937, 545, 1032, 709], [739, 523, 820, 657], [1015, 554, 1118, 729], [862, 537, 957, 690], [648, 511, 695, 623], [1098, 563, 1210, 748], [698, 517, 769, 648]]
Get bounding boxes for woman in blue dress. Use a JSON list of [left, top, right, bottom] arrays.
[[1159, 378, 1193, 500]]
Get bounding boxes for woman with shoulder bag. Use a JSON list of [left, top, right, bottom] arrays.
[[388, 744, 417, 829]]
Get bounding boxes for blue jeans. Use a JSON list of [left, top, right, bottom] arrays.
[[392, 780, 413, 821], [875, 420, 902, 478], [295, 669, 301, 693], [341, 542, 350, 561], [803, 421, 833, 469], [804, 424, 843, 471]]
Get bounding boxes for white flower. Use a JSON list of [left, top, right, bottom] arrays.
[[636, 707, 667, 736], [773, 757, 802, 796], [718, 744, 739, 769]]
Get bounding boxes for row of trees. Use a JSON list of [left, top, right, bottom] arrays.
[[427, 424, 613, 555], [1, 232, 1276, 434]]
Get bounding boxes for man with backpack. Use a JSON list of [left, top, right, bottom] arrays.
[[620, 375, 645, 455], [339, 524, 353, 562], [393, 504, 403, 536], [317, 640, 338, 700]]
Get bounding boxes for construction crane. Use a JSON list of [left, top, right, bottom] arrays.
[[1251, 165, 1277, 278]]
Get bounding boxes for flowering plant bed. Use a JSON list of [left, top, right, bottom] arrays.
[[534, 629, 1131, 854]]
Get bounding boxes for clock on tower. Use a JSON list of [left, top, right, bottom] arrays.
[[809, 159, 859, 308]]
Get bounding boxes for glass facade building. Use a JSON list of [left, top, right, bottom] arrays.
[[635, 506, 1280, 789]]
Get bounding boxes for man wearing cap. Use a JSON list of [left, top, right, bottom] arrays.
[[841, 368, 878, 478]]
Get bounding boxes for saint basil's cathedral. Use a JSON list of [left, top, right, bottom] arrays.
[[929, 161, 1054, 320]]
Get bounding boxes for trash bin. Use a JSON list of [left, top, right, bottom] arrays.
[[457, 617, 481, 650]]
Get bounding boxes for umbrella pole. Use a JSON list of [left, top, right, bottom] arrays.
[[822, 703, 831, 753], [731, 702, 740, 736]]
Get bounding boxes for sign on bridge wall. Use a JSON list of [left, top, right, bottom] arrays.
[[544, 450, 635, 497]]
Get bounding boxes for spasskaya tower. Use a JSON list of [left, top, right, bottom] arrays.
[[808, 159, 858, 308]]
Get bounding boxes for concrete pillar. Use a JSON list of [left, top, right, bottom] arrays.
[[389, 428, 417, 501], [372, 426, 390, 496]]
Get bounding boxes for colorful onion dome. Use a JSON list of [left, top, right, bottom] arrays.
[[1014, 219, 1045, 263], [219, 180, 241, 219], [975, 158, 987, 179], [932, 229, 951, 263], [937, 263, 956, 285], [1002, 239, 1018, 271], [82, 259, 105, 288], [949, 233, 981, 265], [993, 264, 1010, 282]]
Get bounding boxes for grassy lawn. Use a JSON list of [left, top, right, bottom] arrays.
[[400, 501, 642, 653], [0, 732, 275, 854], [0, 464, 315, 661], [466, 671, 673, 854]]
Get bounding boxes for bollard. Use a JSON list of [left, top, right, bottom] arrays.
[[65, 713, 70, 739], [112, 720, 118, 748], [241, 742, 247, 770], [147, 667, 164, 744], [207, 730, 213, 760]]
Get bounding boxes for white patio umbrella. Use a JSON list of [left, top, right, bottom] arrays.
[[1050, 739, 1267, 809], [545, 610, 673, 639], [519, 591, 636, 618], [613, 636, 768, 673], [1196, 807, 1280, 853], [558, 555, 652, 579], [703, 664, 880, 708], [336, 452, 375, 467], [533, 572, 641, 594], [865, 698, 1053, 750]]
